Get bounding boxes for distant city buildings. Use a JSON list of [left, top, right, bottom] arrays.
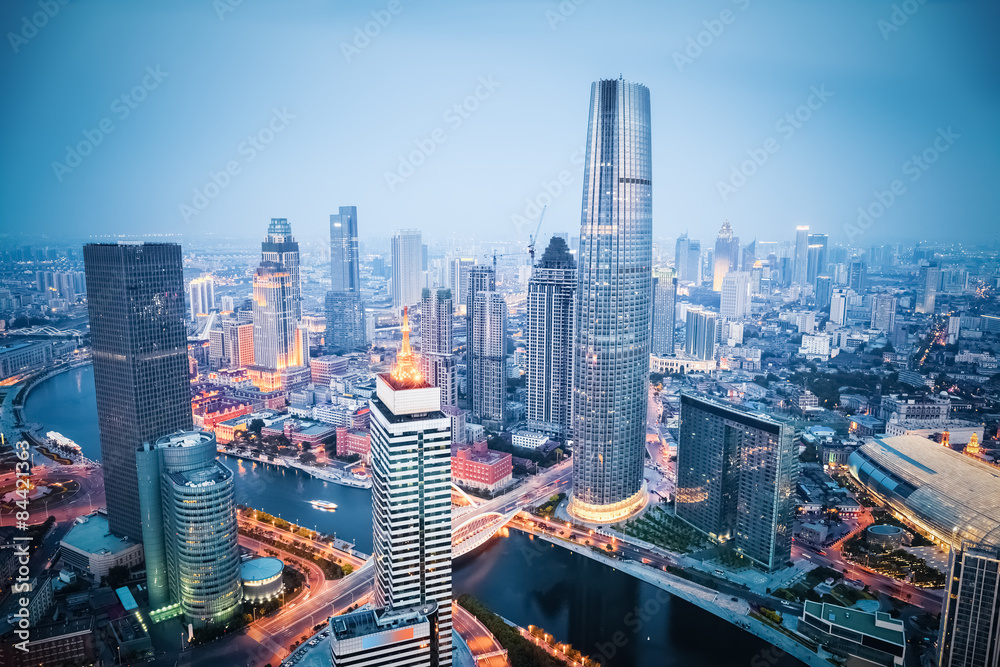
[[569, 77, 651, 523], [525, 237, 576, 437], [677, 394, 797, 571], [84, 242, 193, 541], [391, 229, 423, 312], [326, 206, 366, 353]]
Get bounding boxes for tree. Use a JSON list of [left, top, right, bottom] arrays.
[[106, 565, 130, 589], [249, 419, 265, 435]]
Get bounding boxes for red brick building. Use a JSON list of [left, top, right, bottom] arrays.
[[452, 440, 513, 494], [336, 427, 372, 462]]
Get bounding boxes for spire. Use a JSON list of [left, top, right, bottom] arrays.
[[965, 432, 981, 456], [390, 306, 422, 386]]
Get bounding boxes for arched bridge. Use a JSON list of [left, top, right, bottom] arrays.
[[452, 509, 521, 558]]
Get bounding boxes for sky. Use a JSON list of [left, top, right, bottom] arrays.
[[1, 0, 998, 249]]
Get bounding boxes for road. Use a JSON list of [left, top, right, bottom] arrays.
[[452, 603, 511, 667], [0, 460, 105, 527]]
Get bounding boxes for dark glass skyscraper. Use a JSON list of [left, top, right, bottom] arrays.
[[83, 243, 193, 540], [569, 78, 652, 523], [526, 237, 576, 436], [326, 206, 366, 352]]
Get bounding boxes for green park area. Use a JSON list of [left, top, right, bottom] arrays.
[[618, 504, 707, 554]]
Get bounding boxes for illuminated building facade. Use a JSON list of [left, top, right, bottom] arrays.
[[369, 307, 452, 665], [712, 220, 740, 292], [569, 77, 652, 523], [261, 217, 300, 319]]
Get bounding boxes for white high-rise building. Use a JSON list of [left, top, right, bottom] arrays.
[[369, 309, 452, 666], [391, 230, 423, 312], [720, 271, 751, 320], [469, 290, 507, 429], [188, 275, 215, 321], [685, 307, 718, 361], [830, 289, 850, 326], [793, 225, 810, 285]]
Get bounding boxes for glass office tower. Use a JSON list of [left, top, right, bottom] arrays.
[[83, 242, 193, 541], [569, 78, 653, 523]]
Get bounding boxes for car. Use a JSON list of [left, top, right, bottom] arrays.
[[780, 600, 792, 606]]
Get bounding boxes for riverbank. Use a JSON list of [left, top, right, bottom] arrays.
[[524, 528, 829, 667], [219, 447, 372, 489]]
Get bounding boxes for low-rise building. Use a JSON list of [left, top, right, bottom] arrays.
[[0, 617, 96, 667], [511, 430, 549, 451], [452, 440, 513, 495], [0, 341, 54, 379], [335, 427, 372, 462], [799, 601, 905, 667], [59, 513, 144, 582]]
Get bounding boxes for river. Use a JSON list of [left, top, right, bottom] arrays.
[[25, 366, 804, 666]]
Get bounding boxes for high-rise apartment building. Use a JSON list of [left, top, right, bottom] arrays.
[[677, 394, 797, 571], [793, 225, 810, 285], [391, 230, 423, 312], [188, 275, 215, 321], [421, 288, 457, 408], [815, 276, 833, 310], [326, 206, 366, 353], [469, 290, 507, 429], [449, 257, 476, 310], [870, 295, 898, 332], [136, 431, 242, 627], [223, 320, 255, 368], [830, 289, 850, 326], [685, 307, 718, 361], [84, 243, 193, 540], [720, 271, 751, 320], [526, 237, 576, 436], [651, 268, 677, 357], [261, 218, 301, 320], [675, 234, 701, 284], [569, 77, 652, 523], [369, 310, 452, 666], [465, 265, 495, 412], [713, 220, 740, 292], [917, 263, 941, 315], [807, 233, 828, 285], [848, 257, 867, 294], [938, 541, 1000, 667]]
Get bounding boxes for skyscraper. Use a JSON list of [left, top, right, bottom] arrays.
[[917, 262, 941, 315], [939, 541, 1000, 667], [870, 294, 898, 332], [465, 265, 495, 412], [793, 225, 810, 286], [830, 288, 850, 326], [369, 309, 452, 666], [251, 262, 308, 387], [188, 275, 215, 321], [326, 207, 366, 353], [261, 218, 301, 320], [421, 287, 457, 408], [685, 307, 718, 361], [674, 234, 701, 284], [719, 271, 751, 320], [807, 233, 828, 285], [712, 220, 740, 291], [449, 257, 476, 310], [815, 276, 833, 310], [84, 242, 193, 540], [136, 430, 242, 627], [469, 290, 507, 429], [848, 256, 867, 294], [677, 394, 797, 571], [391, 229, 423, 312], [526, 237, 576, 436], [569, 77, 652, 523], [651, 268, 677, 357]]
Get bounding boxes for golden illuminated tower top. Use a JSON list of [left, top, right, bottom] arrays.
[[390, 306, 423, 387], [965, 432, 981, 456], [941, 431, 950, 448]]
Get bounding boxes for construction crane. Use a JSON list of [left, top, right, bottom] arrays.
[[527, 205, 547, 264], [484, 249, 505, 273]]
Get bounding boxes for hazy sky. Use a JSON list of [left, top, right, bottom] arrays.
[[2, 0, 997, 248]]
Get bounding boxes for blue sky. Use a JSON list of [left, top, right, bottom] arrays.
[[1, 0, 997, 248]]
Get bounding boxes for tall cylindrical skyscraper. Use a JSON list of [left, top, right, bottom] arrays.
[[569, 78, 652, 523]]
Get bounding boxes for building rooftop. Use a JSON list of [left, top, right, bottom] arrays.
[[850, 434, 1000, 547], [803, 601, 904, 646], [329, 602, 436, 642], [241, 557, 284, 581], [61, 514, 139, 556]]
